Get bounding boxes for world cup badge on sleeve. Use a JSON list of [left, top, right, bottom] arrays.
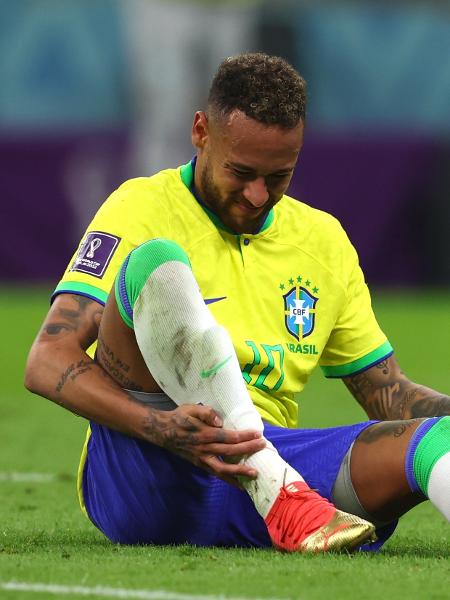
[[70, 231, 121, 278]]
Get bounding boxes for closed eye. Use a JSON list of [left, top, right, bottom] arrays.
[[235, 170, 249, 176], [229, 168, 253, 179], [267, 172, 292, 181], [226, 165, 293, 181]]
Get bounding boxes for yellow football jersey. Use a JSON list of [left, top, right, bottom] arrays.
[[55, 161, 392, 427]]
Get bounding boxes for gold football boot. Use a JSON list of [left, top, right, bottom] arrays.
[[265, 482, 377, 553], [298, 509, 377, 553]]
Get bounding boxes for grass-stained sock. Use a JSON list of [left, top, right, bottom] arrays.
[[115, 239, 308, 522]]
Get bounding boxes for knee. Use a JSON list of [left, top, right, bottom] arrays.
[[115, 239, 191, 327], [125, 239, 191, 305]]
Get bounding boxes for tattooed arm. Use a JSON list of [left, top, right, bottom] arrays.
[[343, 354, 450, 420], [24, 294, 263, 484], [25, 293, 148, 427]]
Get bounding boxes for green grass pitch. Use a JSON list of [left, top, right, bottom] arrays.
[[0, 286, 448, 600]]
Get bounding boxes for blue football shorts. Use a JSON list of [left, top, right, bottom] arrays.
[[80, 418, 396, 551]]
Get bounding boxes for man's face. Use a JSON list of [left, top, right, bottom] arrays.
[[192, 110, 304, 234]]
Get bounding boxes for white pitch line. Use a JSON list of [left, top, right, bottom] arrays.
[[0, 582, 287, 600], [0, 472, 55, 483]]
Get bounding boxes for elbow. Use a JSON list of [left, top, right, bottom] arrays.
[[24, 368, 38, 395], [24, 354, 39, 394], [24, 343, 47, 396]]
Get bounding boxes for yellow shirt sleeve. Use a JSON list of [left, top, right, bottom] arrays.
[[53, 178, 170, 304], [319, 232, 393, 378]]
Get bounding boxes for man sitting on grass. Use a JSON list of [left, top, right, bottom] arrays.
[[25, 53, 450, 552]]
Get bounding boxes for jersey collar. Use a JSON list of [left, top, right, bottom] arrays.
[[180, 158, 274, 235]]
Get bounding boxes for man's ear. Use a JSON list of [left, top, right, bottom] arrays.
[[191, 111, 209, 149]]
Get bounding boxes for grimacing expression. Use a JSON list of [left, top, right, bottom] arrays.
[[192, 110, 304, 234]]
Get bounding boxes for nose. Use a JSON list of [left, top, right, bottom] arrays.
[[242, 177, 269, 208]]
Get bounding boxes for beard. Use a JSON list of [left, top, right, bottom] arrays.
[[199, 160, 276, 234], [200, 162, 224, 215]]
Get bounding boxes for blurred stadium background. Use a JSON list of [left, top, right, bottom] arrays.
[[1, 0, 450, 287], [1, 0, 449, 444], [0, 2, 449, 595], [1, 0, 449, 470]]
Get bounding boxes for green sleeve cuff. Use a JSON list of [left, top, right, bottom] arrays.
[[52, 281, 109, 305], [321, 341, 394, 378]]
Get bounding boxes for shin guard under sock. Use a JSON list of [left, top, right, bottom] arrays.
[[115, 239, 305, 518]]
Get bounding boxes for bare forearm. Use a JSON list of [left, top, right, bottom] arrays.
[[25, 339, 264, 483], [344, 357, 450, 420], [25, 293, 264, 484], [350, 377, 450, 420], [25, 340, 153, 440], [24, 293, 158, 440], [402, 384, 450, 419]]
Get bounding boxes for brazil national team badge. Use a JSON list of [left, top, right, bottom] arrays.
[[280, 276, 319, 340]]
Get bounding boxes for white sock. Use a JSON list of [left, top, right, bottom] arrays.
[[427, 452, 450, 521], [133, 260, 304, 517]]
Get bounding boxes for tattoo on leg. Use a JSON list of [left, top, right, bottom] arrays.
[[357, 419, 422, 444]]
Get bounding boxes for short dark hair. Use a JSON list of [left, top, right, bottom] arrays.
[[207, 52, 307, 128]]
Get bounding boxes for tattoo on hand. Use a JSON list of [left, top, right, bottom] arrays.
[[142, 411, 198, 458]]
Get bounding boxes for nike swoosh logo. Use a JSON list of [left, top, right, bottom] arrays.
[[200, 355, 232, 378], [204, 296, 227, 305]]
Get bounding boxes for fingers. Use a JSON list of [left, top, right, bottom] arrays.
[[202, 455, 258, 482], [164, 405, 265, 484], [193, 426, 263, 445], [175, 405, 263, 444], [191, 404, 223, 427], [197, 438, 266, 457], [187, 405, 262, 442]]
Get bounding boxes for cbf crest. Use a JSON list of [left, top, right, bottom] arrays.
[[280, 277, 319, 340]]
